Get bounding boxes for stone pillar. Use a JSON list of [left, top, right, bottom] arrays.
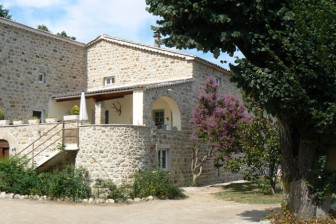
[[95, 101, 103, 124], [133, 88, 144, 125]]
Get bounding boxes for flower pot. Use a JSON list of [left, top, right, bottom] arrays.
[[46, 118, 58, 123], [28, 119, 39, 125], [0, 120, 10, 126], [63, 115, 79, 121], [13, 120, 24, 125]]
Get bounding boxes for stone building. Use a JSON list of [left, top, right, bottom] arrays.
[[0, 17, 241, 185]]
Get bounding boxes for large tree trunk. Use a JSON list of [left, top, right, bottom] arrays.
[[279, 120, 333, 219]]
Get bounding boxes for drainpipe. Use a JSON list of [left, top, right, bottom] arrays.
[[153, 31, 160, 48]]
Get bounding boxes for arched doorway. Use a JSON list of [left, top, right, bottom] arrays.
[[151, 96, 181, 131], [0, 140, 9, 159]]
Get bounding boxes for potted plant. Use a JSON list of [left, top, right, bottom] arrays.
[[63, 105, 80, 121], [28, 116, 40, 125], [0, 107, 10, 126]]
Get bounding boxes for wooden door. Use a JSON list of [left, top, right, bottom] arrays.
[[0, 140, 9, 159]]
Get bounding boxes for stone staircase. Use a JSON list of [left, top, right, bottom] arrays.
[[13, 121, 79, 172]]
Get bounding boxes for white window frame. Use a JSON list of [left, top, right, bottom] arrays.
[[39, 72, 45, 83], [215, 77, 222, 87], [157, 144, 170, 170], [104, 76, 115, 86]]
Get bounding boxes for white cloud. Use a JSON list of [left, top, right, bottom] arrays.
[[2, 0, 236, 68], [3, 0, 64, 8], [60, 0, 156, 42], [4, 0, 157, 43]]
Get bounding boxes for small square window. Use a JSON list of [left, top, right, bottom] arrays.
[[39, 72, 45, 83], [215, 78, 222, 87], [32, 110, 43, 123], [104, 76, 115, 86], [157, 148, 169, 170]]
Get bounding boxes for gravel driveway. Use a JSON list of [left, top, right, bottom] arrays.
[[0, 185, 279, 224]]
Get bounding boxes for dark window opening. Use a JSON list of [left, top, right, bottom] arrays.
[[105, 110, 109, 124]]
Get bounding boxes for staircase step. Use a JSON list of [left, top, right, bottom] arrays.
[[65, 144, 79, 150]]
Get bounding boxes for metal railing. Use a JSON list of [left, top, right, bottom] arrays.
[[13, 121, 79, 167]]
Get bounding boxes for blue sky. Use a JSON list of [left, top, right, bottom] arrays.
[[2, 0, 243, 69]]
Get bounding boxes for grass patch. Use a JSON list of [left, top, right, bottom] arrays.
[[214, 182, 282, 204]]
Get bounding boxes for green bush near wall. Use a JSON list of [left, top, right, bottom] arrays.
[[94, 168, 186, 201], [0, 158, 38, 195], [0, 158, 91, 200], [0, 159, 185, 201], [0, 107, 5, 120]]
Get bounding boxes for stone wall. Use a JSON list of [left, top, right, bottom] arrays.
[[0, 19, 86, 121], [76, 124, 240, 186], [143, 82, 193, 130], [0, 123, 63, 165], [192, 61, 241, 98], [76, 125, 156, 184], [0, 122, 240, 186], [86, 40, 193, 91]]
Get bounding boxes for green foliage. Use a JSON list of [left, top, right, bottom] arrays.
[[57, 31, 76, 40], [93, 179, 129, 201], [37, 24, 50, 32], [93, 169, 185, 201], [232, 0, 336, 138], [0, 158, 90, 200], [146, 0, 336, 216], [0, 4, 11, 19], [0, 158, 38, 195], [132, 169, 186, 199], [224, 98, 282, 194], [0, 107, 5, 120], [308, 155, 336, 204], [34, 166, 90, 200], [70, 105, 80, 115]]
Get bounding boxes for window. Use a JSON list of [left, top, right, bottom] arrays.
[[157, 148, 169, 170], [215, 77, 222, 87], [104, 76, 115, 86], [32, 110, 43, 123], [104, 110, 109, 124], [39, 72, 45, 83], [153, 109, 164, 129]]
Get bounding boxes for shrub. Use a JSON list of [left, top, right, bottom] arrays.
[[0, 158, 90, 200], [93, 179, 128, 201], [132, 169, 186, 199], [0, 107, 5, 120], [34, 165, 91, 200], [70, 105, 79, 115], [0, 158, 38, 195]]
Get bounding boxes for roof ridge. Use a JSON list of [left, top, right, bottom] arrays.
[[0, 17, 85, 46], [86, 34, 230, 74], [101, 34, 197, 58]]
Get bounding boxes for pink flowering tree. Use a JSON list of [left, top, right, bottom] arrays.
[[190, 78, 249, 185]]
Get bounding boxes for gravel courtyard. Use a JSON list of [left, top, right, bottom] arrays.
[[0, 185, 279, 224]]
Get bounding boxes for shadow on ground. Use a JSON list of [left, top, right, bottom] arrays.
[[238, 208, 274, 222]]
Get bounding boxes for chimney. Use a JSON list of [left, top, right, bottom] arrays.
[[153, 31, 160, 48]]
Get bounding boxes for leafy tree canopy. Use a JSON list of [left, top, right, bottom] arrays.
[[37, 24, 50, 32], [146, 0, 336, 139], [57, 31, 76, 40], [147, 0, 336, 217], [0, 4, 12, 19]]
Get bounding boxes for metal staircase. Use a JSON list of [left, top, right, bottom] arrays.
[[13, 121, 79, 172]]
